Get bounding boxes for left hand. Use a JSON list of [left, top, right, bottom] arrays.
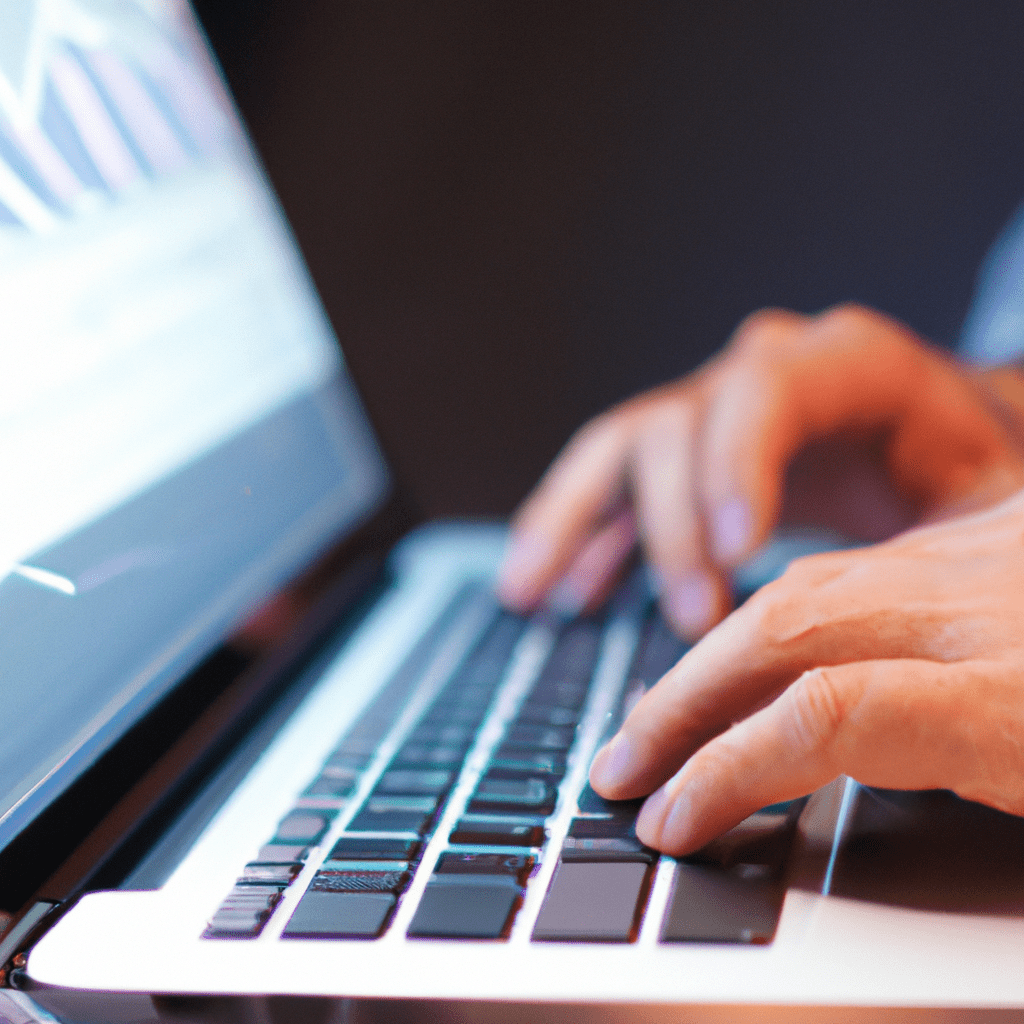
[[590, 487, 1024, 856]]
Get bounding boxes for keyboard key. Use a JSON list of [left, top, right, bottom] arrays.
[[206, 908, 269, 937], [375, 769, 454, 796], [304, 773, 357, 798], [393, 744, 466, 769], [347, 804, 434, 835], [659, 863, 785, 944], [576, 784, 644, 820], [515, 703, 579, 728], [562, 819, 657, 863], [525, 682, 589, 710], [274, 810, 335, 845], [491, 748, 567, 776], [469, 776, 557, 815], [408, 723, 475, 747], [310, 871, 411, 893], [504, 725, 575, 751], [328, 837, 421, 861], [684, 799, 804, 874], [449, 818, 546, 847], [256, 844, 309, 863], [631, 613, 689, 689], [435, 852, 533, 883], [283, 891, 396, 939], [221, 884, 283, 905], [205, 888, 282, 939], [238, 862, 302, 885], [421, 705, 488, 726], [532, 860, 652, 942], [407, 875, 521, 939], [320, 860, 410, 873]]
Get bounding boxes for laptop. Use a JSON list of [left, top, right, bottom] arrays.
[[3, 3, 1024, 1022]]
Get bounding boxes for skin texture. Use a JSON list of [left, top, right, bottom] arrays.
[[496, 303, 1024, 856]]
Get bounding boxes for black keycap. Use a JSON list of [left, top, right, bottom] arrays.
[[282, 891, 396, 939], [238, 862, 302, 885], [526, 682, 589, 710], [490, 749, 567, 776], [684, 799, 804, 874], [436, 852, 533, 883], [449, 818, 546, 847], [576, 784, 644, 820], [206, 909, 269, 937], [347, 803, 434, 835], [562, 819, 657, 863], [408, 723, 475, 747], [392, 744, 466, 769], [515, 704, 579, 728], [205, 889, 281, 939], [256, 844, 309, 863], [538, 623, 602, 686], [407, 875, 521, 939], [659, 863, 785, 944], [310, 871, 411, 893], [469, 777, 556, 815], [421, 706, 487, 726], [375, 769, 454, 796], [532, 860, 651, 942], [328, 837, 421, 861], [504, 725, 575, 751], [221, 884, 283, 905], [631, 613, 689, 689], [304, 774, 356, 798], [274, 810, 335, 845]]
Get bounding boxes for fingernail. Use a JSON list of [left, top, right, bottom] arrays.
[[664, 571, 715, 636], [590, 732, 637, 792], [635, 784, 672, 845], [657, 788, 700, 852], [712, 498, 752, 563], [496, 533, 552, 607]]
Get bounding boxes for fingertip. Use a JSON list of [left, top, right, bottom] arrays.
[[634, 784, 672, 848], [495, 531, 554, 610], [658, 570, 730, 639], [589, 732, 640, 798], [711, 497, 754, 564]]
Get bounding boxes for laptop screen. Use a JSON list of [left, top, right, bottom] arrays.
[[0, 2, 390, 848]]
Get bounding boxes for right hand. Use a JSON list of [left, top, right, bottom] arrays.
[[496, 303, 1024, 637]]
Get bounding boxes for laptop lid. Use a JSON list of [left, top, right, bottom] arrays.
[[0, 0, 392, 864]]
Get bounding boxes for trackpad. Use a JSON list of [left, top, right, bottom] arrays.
[[830, 788, 1024, 915]]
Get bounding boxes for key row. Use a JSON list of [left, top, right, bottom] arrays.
[[205, 606, 525, 939]]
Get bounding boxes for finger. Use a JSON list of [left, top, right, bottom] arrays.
[[497, 414, 633, 610], [634, 658, 971, 856], [546, 508, 637, 616], [630, 400, 729, 638], [695, 308, 809, 563], [590, 543, 937, 799], [699, 306, 1018, 565]]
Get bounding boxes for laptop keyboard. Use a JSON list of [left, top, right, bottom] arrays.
[[203, 585, 802, 945]]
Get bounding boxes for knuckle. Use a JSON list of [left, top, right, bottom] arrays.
[[728, 307, 803, 359], [785, 667, 849, 755], [571, 407, 629, 453]]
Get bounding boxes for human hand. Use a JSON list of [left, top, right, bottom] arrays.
[[497, 304, 1024, 637], [589, 489, 1024, 855]]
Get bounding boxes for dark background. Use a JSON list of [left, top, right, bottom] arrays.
[[193, 0, 1024, 518]]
